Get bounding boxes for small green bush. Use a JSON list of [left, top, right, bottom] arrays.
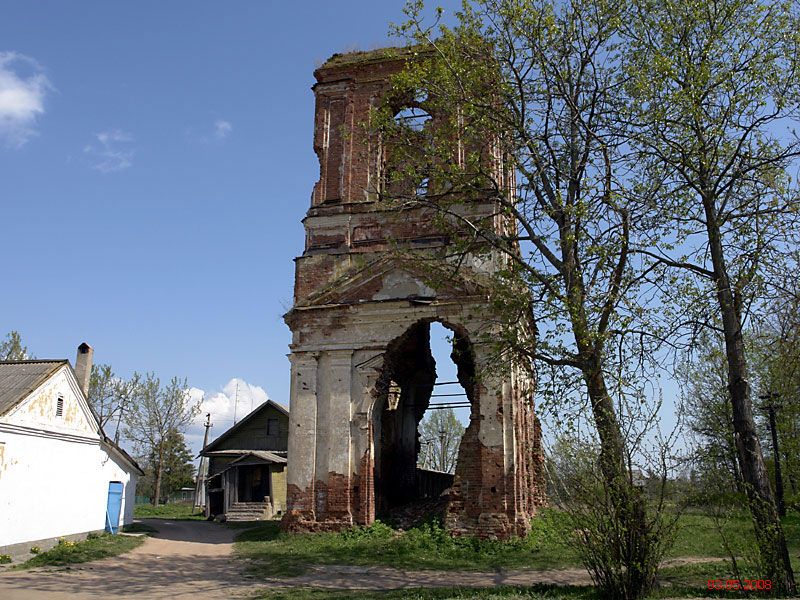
[[86, 532, 101, 540], [0, 554, 11, 564], [29, 546, 40, 555], [339, 519, 395, 541]]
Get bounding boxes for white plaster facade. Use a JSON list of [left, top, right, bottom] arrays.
[[0, 362, 142, 552]]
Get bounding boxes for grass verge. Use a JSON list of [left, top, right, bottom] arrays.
[[14, 534, 144, 569], [133, 502, 205, 520], [236, 510, 580, 579], [235, 508, 800, 583]]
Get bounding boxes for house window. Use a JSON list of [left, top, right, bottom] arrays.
[[267, 418, 278, 436], [56, 396, 64, 417]]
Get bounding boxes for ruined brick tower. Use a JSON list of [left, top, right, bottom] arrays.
[[283, 49, 545, 539]]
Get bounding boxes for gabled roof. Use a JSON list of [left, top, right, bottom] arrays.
[[0, 359, 144, 476], [201, 399, 289, 454], [0, 360, 68, 417]]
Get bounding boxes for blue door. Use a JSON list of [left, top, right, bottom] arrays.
[[105, 482, 124, 534]]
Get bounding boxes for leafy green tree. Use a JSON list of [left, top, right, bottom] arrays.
[[680, 333, 743, 495], [625, 0, 799, 590], [123, 374, 200, 506], [417, 407, 464, 473], [0, 331, 30, 360], [88, 364, 140, 431], [137, 429, 195, 503], [751, 277, 800, 504], [384, 2, 674, 597]]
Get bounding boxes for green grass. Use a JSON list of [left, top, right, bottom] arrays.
[[236, 507, 800, 583], [13, 534, 144, 569], [133, 502, 205, 520], [236, 509, 581, 579], [669, 508, 800, 570]]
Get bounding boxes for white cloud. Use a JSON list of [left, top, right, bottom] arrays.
[[184, 378, 279, 455], [213, 119, 232, 139], [186, 118, 233, 144], [0, 51, 52, 147], [83, 128, 134, 172]]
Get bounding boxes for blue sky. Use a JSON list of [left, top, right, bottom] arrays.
[[1, 2, 684, 461], [0, 1, 470, 451]]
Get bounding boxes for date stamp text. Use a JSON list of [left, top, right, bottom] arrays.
[[707, 579, 772, 591]]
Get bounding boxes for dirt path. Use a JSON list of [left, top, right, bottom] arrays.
[[262, 563, 594, 589], [0, 519, 257, 600], [0, 519, 727, 599]]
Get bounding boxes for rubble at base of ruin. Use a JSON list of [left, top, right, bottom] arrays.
[[281, 48, 546, 540]]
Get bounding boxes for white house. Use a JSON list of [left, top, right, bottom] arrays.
[[0, 343, 143, 556]]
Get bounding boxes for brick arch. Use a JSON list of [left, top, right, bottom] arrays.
[[365, 317, 478, 520]]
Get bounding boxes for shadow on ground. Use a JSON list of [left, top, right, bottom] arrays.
[[0, 554, 255, 599], [139, 518, 236, 545]]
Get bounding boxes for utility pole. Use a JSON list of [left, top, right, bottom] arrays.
[[760, 392, 786, 518], [193, 413, 212, 514]]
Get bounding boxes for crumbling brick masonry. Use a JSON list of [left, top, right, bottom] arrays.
[[281, 48, 546, 539]]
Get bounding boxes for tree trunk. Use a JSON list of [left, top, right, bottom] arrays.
[[584, 359, 627, 484], [702, 195, 796, 593], [153, 456, 164, 508]]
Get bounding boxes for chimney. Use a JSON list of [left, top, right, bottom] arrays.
[[75, 342, 93, 397]]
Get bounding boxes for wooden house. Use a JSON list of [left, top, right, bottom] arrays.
[[201, 399, 288, 521]]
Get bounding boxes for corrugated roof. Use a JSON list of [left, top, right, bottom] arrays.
[[204, 449, 288, 464], [232, 450, 287, 465], [0, 360, 67, 416]]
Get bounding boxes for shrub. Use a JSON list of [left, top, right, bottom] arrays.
[[0, 554, 11, 564], [338, 519, 395, 541], [29, 546, 40, 555]]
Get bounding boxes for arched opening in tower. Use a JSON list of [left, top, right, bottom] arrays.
[[372, 320, 476, 523]]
